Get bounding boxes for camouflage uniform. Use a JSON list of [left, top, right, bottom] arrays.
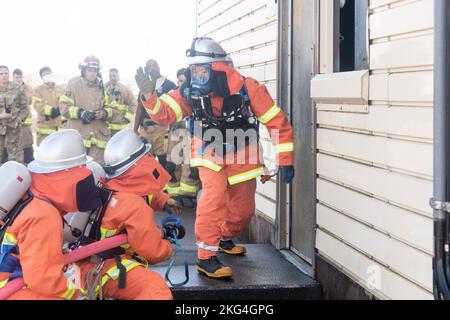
[[20, 83, 34, 164], [0, 82, 29, 164], [104, 81, 137, 136], [59, 76, 112, 165]]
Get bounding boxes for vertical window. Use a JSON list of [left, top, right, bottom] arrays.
[[334, 0, 368, 72]]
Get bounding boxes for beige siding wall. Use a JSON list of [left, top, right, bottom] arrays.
[[197, 0, 279, 222], [315, 0, 434, 299]]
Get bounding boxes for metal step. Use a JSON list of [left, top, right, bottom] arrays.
[[154, 210, 322, 300]]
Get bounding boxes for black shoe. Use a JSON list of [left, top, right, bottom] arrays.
[[197, 256, 233, 278], [219, 240, 247, 255]]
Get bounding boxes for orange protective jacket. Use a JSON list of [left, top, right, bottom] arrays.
[[0, 167, 94, 300], [93, 155, 174, 266], [141, 62, 294, 183]]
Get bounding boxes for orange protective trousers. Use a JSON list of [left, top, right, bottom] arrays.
[[196, 167, 257, 260]]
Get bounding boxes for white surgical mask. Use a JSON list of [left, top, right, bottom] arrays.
[[42, 74, 54, 84]]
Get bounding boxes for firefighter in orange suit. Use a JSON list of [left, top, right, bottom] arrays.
[[1, 130, 103, 300], [78, 130, 181, 300], [135, 37, 295, 279]]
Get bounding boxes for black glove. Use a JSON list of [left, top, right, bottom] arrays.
[[78, 108, 96, 124], [165, 161, 178, 183], [135, 67, 157, 99], [189, 167, 200, 181], [281, 166, 295, 184], [50, 107, 61, 119], [163, 223, 186, 242], [163, 199, 182, 215]]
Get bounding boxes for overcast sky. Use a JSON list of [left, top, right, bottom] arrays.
[[2, 0, 197, 88]]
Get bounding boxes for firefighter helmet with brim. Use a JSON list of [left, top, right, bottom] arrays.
[[103, 130, 152, 179], [28, 129, 93, 174]]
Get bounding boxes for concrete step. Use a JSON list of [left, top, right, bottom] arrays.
[[154, 210, 322, 300]]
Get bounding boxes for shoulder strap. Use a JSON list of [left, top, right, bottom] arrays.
[[0, 193, 33, 243]]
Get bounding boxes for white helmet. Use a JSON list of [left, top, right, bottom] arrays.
[[86, 161, 106, 184], [186, 37, 228, 65], [0, 162, 31, 220], [28, 129, 92, 174], [103, 130, 151, 179]]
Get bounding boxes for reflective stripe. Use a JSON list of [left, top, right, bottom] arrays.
[[110, 102, 129, 111], [23, 118, 33, 126], [167, 186, 180, 196], [32, 96, 43, 104], [228, 167, 265, 186], [36, 127, 57, 135], [68, 106, 79, 119], [44, 105, 53, 116], [124, 112, 134, 123], [100, 227, 118, 240], [100, 259, 141, 290], [91, 138, 108, 149], [180, 183, 198, 193], [276, 142, 294, 154], [160, 94, 183, 122], [257, 105, 281, 125], [148, 194, 154, 206], [104, 108, 113, 120], [60, 287, 76, 300], [190, 158, 222, 172], [148, 98, 162, 116], [0, 279, 9, 289], [60, 95, 74, 105], [1, 233, 18, 250], [108, 123, 129, 131], [196, 241, 219, 252], [83, 139, 92, 148]]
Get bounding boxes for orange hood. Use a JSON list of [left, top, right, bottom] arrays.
[[211, 62, 244, 95], [30, 167, 93, 214], [105, 155, 171, 197]]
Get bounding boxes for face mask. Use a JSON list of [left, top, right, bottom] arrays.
[[75, 173, 103, 212], [190, 64, 213, 96], [42, 74, 54, 84]]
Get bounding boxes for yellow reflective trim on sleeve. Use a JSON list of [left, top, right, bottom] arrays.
[[148, 98, 162, 116], [83, 139, 92, 149], [110, 102, 129, 111], [23, 118, 33, 126], [60, 95, 75, 106], [68, 106, 79, 119], [91, 138, 108, 149], [167, 186, 180, 196], [180, 183, 198, 193], [276, 142, 294, 154], [32, 96, 43, 104], [148, 194, 154, 206], [44, 105, 54, 116], [257, 105, 282, 125], [104, 108, 113, 120], [124, 112, 134, 123], [36, 127, 57, 135], [190, 158, 222, 172], [60, 287, 76, 300], [100, 227, 118, 240], [2, 233, 18, 247], [228, 167, 265, 186], [0, 279, 9, 289], [160, 94, 183, 121], [108, 123, 129, 131]]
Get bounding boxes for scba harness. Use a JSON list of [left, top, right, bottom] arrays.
[[185, 82, 260, 153]]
